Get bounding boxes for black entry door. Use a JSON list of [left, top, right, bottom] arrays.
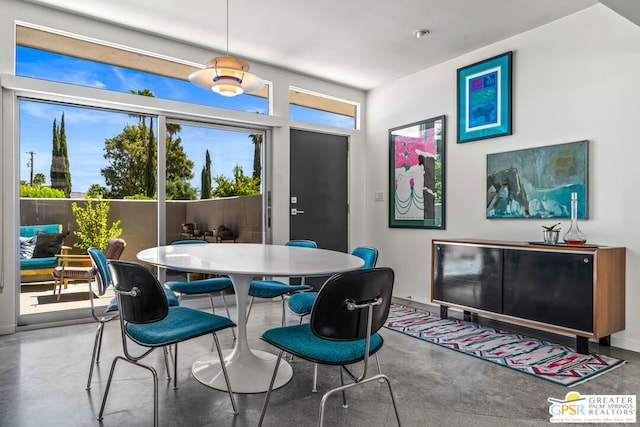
[[290, 129, 348, 254]]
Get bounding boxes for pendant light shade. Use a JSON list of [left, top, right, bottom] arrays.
[[189, 56, 264, 96], [188, 0, 263, 96]]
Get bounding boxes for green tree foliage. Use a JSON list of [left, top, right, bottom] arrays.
[[126, 194, 154, 200], [166, 180, 198, 200], [20, 184, 65, 198], [128, 89, 156, 199], [102, 124, 148, 198], [71, 195, 122, 252], [33, 173, 46, 186], [249, 133, 262, 180], [213, 165, 261, 197], [50, 114, 72, 197], [165, 123, 196, 200], [144, 122, 157, 198], [103, 89, 195, 199], [201, 149, 212, 199], [86, 183, 109, 198]]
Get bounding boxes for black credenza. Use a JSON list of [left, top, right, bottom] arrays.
[[431, 239, 626, 354]]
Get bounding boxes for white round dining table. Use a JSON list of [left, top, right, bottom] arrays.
[[137, 243, 364, 393]]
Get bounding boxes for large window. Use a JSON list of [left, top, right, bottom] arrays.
[[16, 25, 269, 114], [164, 122, 262, 201], [289, 87, 359, 129]]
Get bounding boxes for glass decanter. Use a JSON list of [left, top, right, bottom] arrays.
[[563, 192, 587, 246]]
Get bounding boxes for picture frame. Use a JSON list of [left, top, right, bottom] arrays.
[[486, 140, 588, 219], [389, 115, 446, 229], [457, 51, 513, 143]]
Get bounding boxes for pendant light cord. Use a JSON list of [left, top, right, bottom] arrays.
[[225, 0, 229, 56]]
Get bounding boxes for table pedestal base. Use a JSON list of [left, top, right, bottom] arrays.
[[192, 349, 293, 394]]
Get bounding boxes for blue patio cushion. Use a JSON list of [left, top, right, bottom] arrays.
[[126, 306, 235, 346], [20, 257, 58, 270], [107, 288, 179, 313], [20, 224, 61, 237], [261, 323, 383, 365], [287, 292, 317, 315], [249, 280, 310, 298], [166, 277, 233, 294]]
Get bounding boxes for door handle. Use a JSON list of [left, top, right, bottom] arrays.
[[291, 208, 305, 215]]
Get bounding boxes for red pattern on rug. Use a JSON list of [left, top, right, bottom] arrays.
[[384, 304, 625, 387]]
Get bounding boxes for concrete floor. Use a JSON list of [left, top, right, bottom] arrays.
[[1, 298, 639, 427]]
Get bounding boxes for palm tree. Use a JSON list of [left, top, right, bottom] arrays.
[[249, 133, 263, 180]]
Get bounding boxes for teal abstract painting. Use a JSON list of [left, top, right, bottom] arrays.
[[486, 141, 588, 219]]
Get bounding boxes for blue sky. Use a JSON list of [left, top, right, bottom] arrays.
[[17, 47, 269, 193], [17, 47, 354, 194]]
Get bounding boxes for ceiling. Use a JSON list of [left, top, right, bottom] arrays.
[[23, 0, 609, 91]]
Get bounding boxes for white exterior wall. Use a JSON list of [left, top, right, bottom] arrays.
[[366, 4, 640, 351]]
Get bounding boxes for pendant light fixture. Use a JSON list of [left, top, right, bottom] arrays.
[[189, 0, 264, 97]]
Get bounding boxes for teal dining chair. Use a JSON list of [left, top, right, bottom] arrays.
[[258, 267, 401, 426], [286, 246, 379, 391], [247, 240, 316, 326], [86, 244, 179, 390], [165, 240, 236, 339], [287, 246, 378, 321], [98, 260, 238, 426]]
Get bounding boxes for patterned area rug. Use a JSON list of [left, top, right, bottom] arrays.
[[384, 304, 625, 387]]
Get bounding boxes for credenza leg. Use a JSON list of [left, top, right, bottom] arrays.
[[439, 306, 448, 318], [599, 335, 611, 347], [576, 336, 589, 354], [463, 310, 472, 321]]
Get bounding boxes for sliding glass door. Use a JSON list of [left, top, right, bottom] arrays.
[[17, 99, 266, 326]]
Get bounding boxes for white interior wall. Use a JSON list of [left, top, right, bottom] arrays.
[[0, 0, 367, 334], [366, 4, 640, 352]]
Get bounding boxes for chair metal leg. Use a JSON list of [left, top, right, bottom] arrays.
[[375, 353, 384, 382], [98, 356, 121, 422], [312, 363, 318, 393], [99, 355, 160, 427], [280, 296, 287, 327], [86, 322, 104, 390], [217, 291, 236, 340], [339, 367, 348, 408], [318, 373, 402, 427], [258, 350, 285, 427], [172, 342, 179, 389], [213, 333, 238, 414], [163, 346, 172, 381], [247, 296, 255, 321]]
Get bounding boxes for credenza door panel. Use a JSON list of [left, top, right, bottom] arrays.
[[433, 243, 503, 313], [503, 250, 593, 332]]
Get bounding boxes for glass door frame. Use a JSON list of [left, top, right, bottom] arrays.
[[3, 75, 273, 328]]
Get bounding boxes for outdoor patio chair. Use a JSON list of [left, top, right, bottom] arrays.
[[258, 267, 400, 427], [99, 260, 238, 426], [247, 240, 316, 326], [52, 237, 126, 302]]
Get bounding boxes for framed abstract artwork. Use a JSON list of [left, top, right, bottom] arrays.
[[486, 140, 588, 219], [389, 115, 446, 229], [457, 51, 513, 143]]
